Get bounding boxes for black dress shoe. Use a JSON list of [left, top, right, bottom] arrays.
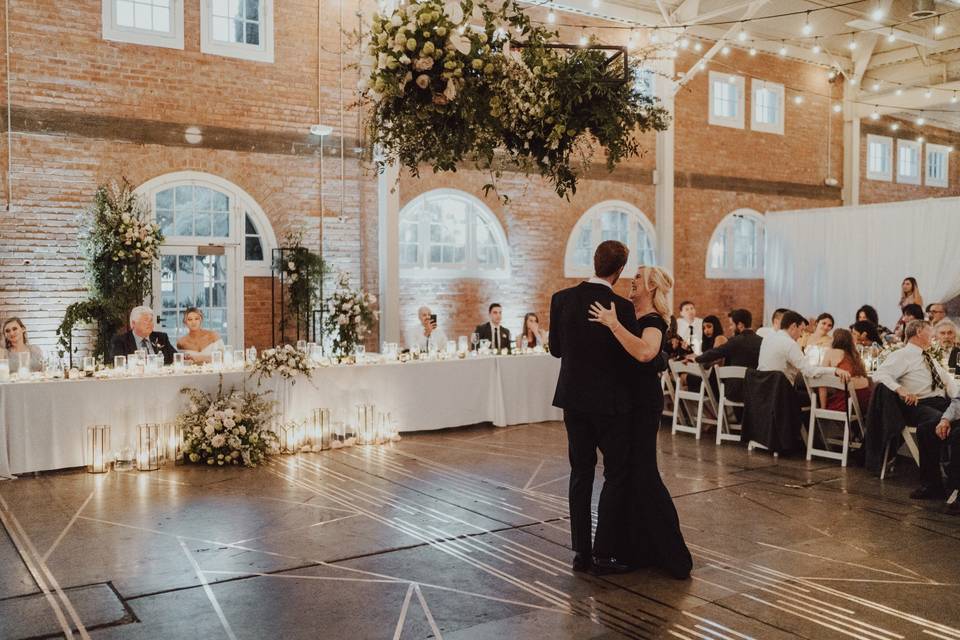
[[572, 553, 592, 572], [591, 556, 632, 576], [910, 485, 947, 500]]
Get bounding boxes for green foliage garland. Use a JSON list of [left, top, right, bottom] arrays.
[[273, 231, 329, 342], [360, 0, 670, 199], [56, 180, 163, 360]]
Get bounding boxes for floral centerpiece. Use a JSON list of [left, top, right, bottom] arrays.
[[273, 231, 328, 343], [57, 179, 164, 361], [324, 273, 379, 358], [178, 383, 279, 467], [359, 0, 669, 199], [250, 344, 313, 385]]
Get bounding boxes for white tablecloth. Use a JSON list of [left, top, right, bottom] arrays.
[[0, 354, 562, 475]]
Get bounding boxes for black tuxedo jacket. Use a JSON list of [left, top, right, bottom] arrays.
[[475, 322, 512, 353], [695, 330, 763, 369], [110, 331, 177, 365], [549, 281, 642, 415]]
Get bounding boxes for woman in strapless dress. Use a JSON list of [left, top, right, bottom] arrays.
[[176, 307, 224, 363]]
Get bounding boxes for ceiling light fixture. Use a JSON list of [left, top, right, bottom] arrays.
[[749, 47, 757, 56], [547, 8, 555, 23], [935, 16, 945, 36], [871, 6, 885, 21], [872, 81, 881, 91], [309, 124, 332, 136], [833, 103, 842, 113], [737, 25, 748, 42], [693, 41, 703, 52], [871, 108, 880, 120], [887, 30, 896, 42], [779, 45, 788, 56], [895, 87, 903, 95], [890, 122, 899, 131], [802, 11, 813, 35]]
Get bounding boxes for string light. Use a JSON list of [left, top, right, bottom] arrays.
[[779, 45, 787, 56], [925, 89, 933, 98], [890, 123, 899, 131], [935, 16, 945, 36], [833, 103, 842, 113], [952, 92, 959, 104], [693, 41, 703, 52], [721, 44, 731, 55], [871, 5, 885, 21], [737, 24, 748, 42], [749, 47, 757, 56], [547, 8, 555, 24], [812, 38, 822, 54], [848, 35, 858, 50], [579, 30, 588, 46], [916, 116, 925, 125], [887, 30, 896, 43], [802, 11, 813, 36], [794, 95, 804, 104], [895, 88, 903, 96], [849, 76, 858, 85], [870, 108, 880, 120], [679, 30, 689, 48]]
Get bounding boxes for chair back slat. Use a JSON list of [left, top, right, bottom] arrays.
[[669, 359, 706, 379], [715, 366, 748, 381]]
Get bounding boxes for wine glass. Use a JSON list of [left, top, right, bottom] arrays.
[[471, 332, 479, 352]]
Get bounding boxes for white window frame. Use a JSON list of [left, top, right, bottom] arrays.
[[563, 201, 657, 278], [750, 80, 784, 135], [897, 139, 922, 185], [925, 143, 950, 188], [398, 189, 510, 280], [708, 71, 745, 129], [866, 134, 893, 182], [705, 209, 765, 280], [136, 171, 279, 346], [201, 0, 275, 63], [102, 0, 184, 50]]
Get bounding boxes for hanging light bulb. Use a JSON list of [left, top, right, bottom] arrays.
[[779, 45, 788, 56], [895, 87, 903, 96], [948, 146, 954, 153], [737, 24, 747, 42], [833, 103, 842, 113], [872, 81, 881, 92], [935, 16, 945, 36], [802, 11, 813, 35], [627, 29, 635, 50], [794, 94, 804, 105], [917, 136, 925, 142], [890, 122, 899, 131], [925, 88, 933, 99], [698, 60, 706, 70], [727, 74, 735, 84], [721, 44, 731, 55], [887, 30, 896, 43], [749, 47, 757, 56], [871, 5, 885, 21], [650, 27, 659, 44], [870, 108, 880, 120], [849, 76, 858, 86], [693, 41, 703, 52], [952, 92, 959, 104], [827, 70, 836, 80], [679, 30, 690, 49], [916, 116, 925, 125], [812, 40, 822, 54], [579, 31, 588, 46], [547, 8, 555, 23], [848, 35, 858, 51]]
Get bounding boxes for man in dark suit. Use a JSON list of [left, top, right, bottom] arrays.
[[688, 308, 763, 402], [474, 303, 512, 353], [550, 240, 640, 575], [110, 306, 178, 365]]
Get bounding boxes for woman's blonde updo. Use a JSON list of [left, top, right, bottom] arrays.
[[637, 266, 674, 323]]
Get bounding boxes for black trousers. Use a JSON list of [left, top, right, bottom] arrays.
[[563, 408, 632, 558], [902, 396, 952, 488]]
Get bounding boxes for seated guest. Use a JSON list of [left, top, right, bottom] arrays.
[[935, 319, 960, 371], [756, 308, 788, 339], [676, 301, 702, 351], [475, 303, 511, 353], [408, 306, 447, 353], [665, 331, 692, 361], [111, 306, 177, 365], [176, 307, 224, 363], [856, 304, 892, 338], [701, 315, 727, 351], [874, 319, 959, 502], [896, 304, 925, 342], [687, 308, 762, 401], [927, 302, 947, 325], [1, 317, 44, 372], [798, 313, 835, 351], [851, 320, 882, 347], [821, 328, 873, 413], [758, 310, 850, 386], [932, 397, 960, 515], [518, 312, 547, 349]]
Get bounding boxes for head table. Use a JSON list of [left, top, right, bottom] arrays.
[[0, 353, 562, 477]]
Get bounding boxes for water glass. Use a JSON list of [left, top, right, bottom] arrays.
[[18, 352, 31, 377], [233, 350, 245, 368], [148, 354, 163, 372], [83, 356, 96, 375], [296, 340, 308, 352], [0, 359, 9, 382], [445, 340, 456, 355], [113, 355, 127, 371], [172, 353, 184, 371], [471, 332, 479, 350], [355, 344, 366, 363], [223, 347, 234, 368], [212, 350, 223, 370]]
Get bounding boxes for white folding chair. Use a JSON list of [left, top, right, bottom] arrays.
[[880, 426, 921, 479], [714, 366, 747, 445], [669, 360, 718, 440], [803, 373, 863, 467]]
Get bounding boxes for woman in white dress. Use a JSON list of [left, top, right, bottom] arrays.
[[176, 307, 224, 363]]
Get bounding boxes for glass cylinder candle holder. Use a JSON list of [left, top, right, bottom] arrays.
[[309, 344, 323, 366], [161, 422, 183, 464], [172, 352, 185, 371], [18, 352, 31, 378], [85, 425, 112, 474], [356, 404, 375, 445], [223, 346, 234, 368], [311, 408, 331, 451], [279, 423, 298, 454], [457, 336, 468, 354], [83, 356, 96, 376], [137, 423, 161, 471], [0, 359, 9, 382], [146, 354, 162, 373], [232, 350, 245, 369], [113, 355, 127, 374], [211, 350, 223, 371], [246, 346, 258, 365], [296, 340, 308, 352]]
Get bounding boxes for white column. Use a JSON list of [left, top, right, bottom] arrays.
[[654, 58, 676, 277], [377, 158, 401, 344], [843, 88, 861, 207]]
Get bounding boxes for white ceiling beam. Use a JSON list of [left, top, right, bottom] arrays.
[[855, 79, 960, 117], [669, 0, 700, 25], [868, 35, 960, 69], [682, 0, 757, 26], [848, 0, 892, 84], [673, 0, 770, 92], [516, 0, 663, 26], [655, 0, 672, 25]]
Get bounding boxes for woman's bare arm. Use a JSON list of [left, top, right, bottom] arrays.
[[588, 302, 662, 363]]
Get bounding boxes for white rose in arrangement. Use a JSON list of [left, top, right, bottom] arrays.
[[223, 418, 236, 429], [210, 434, 226, 448], [414, 57, 434, 71], [338, 315, 349, 325], [391, 13, 403, 26], [448, 31, 471, 55], [203, 424, 215, 437], [443, 79, 457, 101], [443, 1, 464, 24]]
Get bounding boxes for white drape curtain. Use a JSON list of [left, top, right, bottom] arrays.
[[764, 197, 960, 330]]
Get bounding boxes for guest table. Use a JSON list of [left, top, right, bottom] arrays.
[[0, 353, 562, 476]]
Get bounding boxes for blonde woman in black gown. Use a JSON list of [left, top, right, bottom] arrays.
[[589, 265, 693, 579]]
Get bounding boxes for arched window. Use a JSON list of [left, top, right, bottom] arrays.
[[564, 201, 656, 278], [137, 171, 277, 346], [706, 209, 765, 279], [399, 189, 510, 278]]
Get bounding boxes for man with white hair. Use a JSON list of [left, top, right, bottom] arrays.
[[110, 306, 178, 365], [935, 318, 960, 372], [407, 306, 447, 353]]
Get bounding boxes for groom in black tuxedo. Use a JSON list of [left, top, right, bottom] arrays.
[[550, 240, 641, 575], [110, 306, 178, 365]]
